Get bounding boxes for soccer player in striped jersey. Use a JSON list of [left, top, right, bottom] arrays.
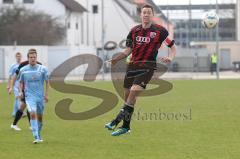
[[105, 4, 177, 136]]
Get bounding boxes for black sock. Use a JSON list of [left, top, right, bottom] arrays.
[[13, 110, 23, 125], [26, 111, 31, 124], [111, 106, 126, 126], [122, 105, 134, 129]]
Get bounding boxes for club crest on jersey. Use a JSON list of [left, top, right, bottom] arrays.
[[150, 32, 156, 38]]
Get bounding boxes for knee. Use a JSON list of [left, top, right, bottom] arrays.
[[19, 103, 26, 110], [130, 85, 144, 91], [30, 113, 36, 119]]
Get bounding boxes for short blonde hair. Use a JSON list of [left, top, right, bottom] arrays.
[[15, 52, 21, 56]]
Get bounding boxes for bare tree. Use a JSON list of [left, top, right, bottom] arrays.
[[0, 6, 65, 45]]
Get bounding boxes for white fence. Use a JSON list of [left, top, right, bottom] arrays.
[[0, 45, 236, 81], [0, 45, 97, 80]]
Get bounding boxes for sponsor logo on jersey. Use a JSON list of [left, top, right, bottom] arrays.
[[136, 36, 151, 43]]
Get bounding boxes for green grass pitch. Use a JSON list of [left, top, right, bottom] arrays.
[[0, 80, 240, 159]]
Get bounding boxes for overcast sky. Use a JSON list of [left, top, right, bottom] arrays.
[[153, 0, 236, 5]]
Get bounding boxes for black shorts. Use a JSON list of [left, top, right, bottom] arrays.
[[124, 64, 154, 89]]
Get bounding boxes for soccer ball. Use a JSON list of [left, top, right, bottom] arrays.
[[202, 11, 219, 29]]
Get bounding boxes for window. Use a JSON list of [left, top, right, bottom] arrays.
[[67, 22, 71, 29], [3, 0, 13, 4], [92, 5, 98, 14], [137, 7, 141, 14], [23, 0, 34, 3], [76, 23, 79, 30]]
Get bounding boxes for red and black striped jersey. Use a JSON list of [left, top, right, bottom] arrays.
[[126, 24, 174, 65]]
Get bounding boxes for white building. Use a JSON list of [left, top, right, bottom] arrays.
[[0, 0, 87, 46], [237, 0, 240, 41], [76, 0, 139, 48], [0, 0, 174, 80], [76, 0, 172, 48], [0, 0, 171, 48]]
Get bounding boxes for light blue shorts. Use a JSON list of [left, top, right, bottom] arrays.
[[25, 97, 45, 115], [13, 86, 19, 98]]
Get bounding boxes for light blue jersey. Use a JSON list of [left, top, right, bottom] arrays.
[[9, 63, 20, 116], [19, 64, 49, 98], [9, 63, 19, 77], [19, 64, 49, 114], [9, 63, 20, 95]]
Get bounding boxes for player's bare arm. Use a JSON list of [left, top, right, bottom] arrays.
[[44, 80, 50, 103], [107, 47, 132, 65], [160, 44, 177, 63], [7, 75, 11, 90], [18, 81, 24, 99], [8, 75, 17, 95]]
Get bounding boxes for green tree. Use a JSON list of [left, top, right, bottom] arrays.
[[0, 6, 65, 45]]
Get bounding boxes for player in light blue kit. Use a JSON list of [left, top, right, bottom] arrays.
[[7, 52, 22, 117], [19, 49, 49, 144]]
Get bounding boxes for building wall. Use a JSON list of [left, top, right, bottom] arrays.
[[24, 0, 87, 46], [237, 0, 240, 41], [66, 12, 85, 46], [118, 0, 138, 17], [193, 41, 240, 64], [0, 49, 5, 80], [0, 0, 88, 46], [77, 0, 103, 47], [104, 0, 137, 44], [77, 0, 137, 48], [0, 0, 169, 48], [160, 3, 237, 47]]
